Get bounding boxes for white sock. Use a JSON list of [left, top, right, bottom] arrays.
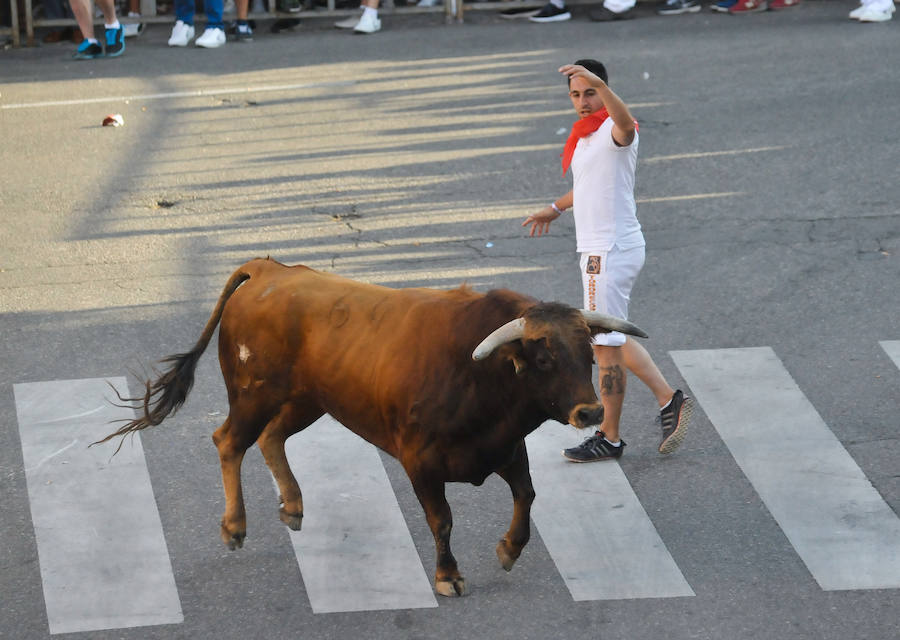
[[603, 437, 621, 447], [105, 20, 120, 29], [550, 0, 566, 8], [362, 6, 377, 17]]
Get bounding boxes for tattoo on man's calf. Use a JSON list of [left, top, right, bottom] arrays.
[[600, 365, 625, 395]]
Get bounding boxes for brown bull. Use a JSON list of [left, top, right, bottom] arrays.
[[98, 257, 646, 597]]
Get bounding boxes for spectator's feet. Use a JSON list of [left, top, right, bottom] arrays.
[[563, 431, 625, 462], [856, 4, 894, 21], [729, 0, 768, 13], [589, 6, 635, 20], [72, 39, 103, 59], [657, 390, 692, 455], [417, 0, 441, 5], [196, 27, 227, 47], [168, 20, 195, 46], [529, 2, 572, 22], [768, 0, 800, 7], [104, 24, 125, 57], [710, 0, 736, 11], [278, 0, 302, 13], [235, 22, 253, 41], [658, 0, 700, 14], [353, 11, 381, 33], [335, 9, 362, 28], [43, 27, 73, 43], [499, 6, 542, 18], [123, 12, 145, 37]]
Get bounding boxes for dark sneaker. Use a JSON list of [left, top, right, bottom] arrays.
[[589, 6, 635, 21], [529, 2, 572, 22], [104, 24, 125, 57], [500, 6, 541, 18], [278, 0, 302, 12], [657, 0, 701, 14], [563, 431, 625, 462], [658, 390, 692, 454], [73, 39, 103, 59], [235, 22, 253, 41]]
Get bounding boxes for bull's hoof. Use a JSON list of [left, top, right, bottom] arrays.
[[435, 577, 467, 597], [279, 507, 303, 531], [496, 538, 520, 572], [221, 526, 246, 550]]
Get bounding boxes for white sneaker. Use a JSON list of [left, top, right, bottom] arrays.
[[353, 11, 381, 33], [857, 7, 893, 20], [417, 0, 440, 6], [848, 4, 865, 18], [167, 20, 195, 46], [123, 12, 144, 37], [196, 27, 226, 47], [335, 10, 362, 28]]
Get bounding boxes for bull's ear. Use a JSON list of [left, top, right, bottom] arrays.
[[497, 343, 527, 376]]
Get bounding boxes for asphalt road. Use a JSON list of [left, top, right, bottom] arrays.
[[1, 2, 899, 639]]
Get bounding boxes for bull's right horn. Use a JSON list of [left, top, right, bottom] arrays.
[[472, 318, 526, 361], [579, 310, 649, 339]]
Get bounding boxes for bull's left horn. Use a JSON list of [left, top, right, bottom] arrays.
[[472, 318, 526, 361], [580, 310, 649, 339]]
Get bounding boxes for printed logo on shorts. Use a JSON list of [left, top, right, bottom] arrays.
[[585, 255, 602, 274]]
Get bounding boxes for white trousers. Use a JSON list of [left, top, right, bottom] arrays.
[[580, 245, 645, 347]]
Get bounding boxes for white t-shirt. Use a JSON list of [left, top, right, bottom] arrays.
[[571, 118, 645, 253]]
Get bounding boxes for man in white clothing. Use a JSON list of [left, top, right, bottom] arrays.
[[523, 59, 692, 462]]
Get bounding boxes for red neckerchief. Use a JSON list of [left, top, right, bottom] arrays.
[[560, 108, 639, 175]]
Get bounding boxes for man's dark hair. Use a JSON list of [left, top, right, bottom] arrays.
[[568, 59, 608, 86]]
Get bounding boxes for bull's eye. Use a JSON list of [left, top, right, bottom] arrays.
[[535, 353, 554, 371]]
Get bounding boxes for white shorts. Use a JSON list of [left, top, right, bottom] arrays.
[[580, 245, 645, 347]]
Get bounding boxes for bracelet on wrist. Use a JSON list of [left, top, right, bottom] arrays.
[[550, 203, 563, 215]]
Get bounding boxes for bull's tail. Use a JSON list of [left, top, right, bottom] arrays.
[[94, 266, 253, 450]]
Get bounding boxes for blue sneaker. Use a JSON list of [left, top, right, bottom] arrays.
[[712, 0, 738, 10], [73, 39, 104, 59], [105, 24, 125, 57]]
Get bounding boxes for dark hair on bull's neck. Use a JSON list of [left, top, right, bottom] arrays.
[[568, 59, 608, 87]]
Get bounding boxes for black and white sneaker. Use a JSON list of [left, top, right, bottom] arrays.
[[500, 6, 542, 18], [529, 2, 572, 22], [563, 431, 625, 462], [657, 0, 701, 14], [658, 390, 692, 454]]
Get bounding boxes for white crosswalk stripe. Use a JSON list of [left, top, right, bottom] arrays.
[[527, 424, 694, 600], [13, 378, 183, 635], [881, 341, 900, 369], [671, 347, 900, 591], [12, 343, 900, 630], [282, 416, 437, 613]]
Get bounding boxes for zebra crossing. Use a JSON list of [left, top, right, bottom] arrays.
[[12, 344, 900, 634]]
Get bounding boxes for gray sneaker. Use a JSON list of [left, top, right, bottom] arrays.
[[658, 390, 692, 454], [563, 431, 625, 462]]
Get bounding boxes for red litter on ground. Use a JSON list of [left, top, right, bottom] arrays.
[[102, 114, 124, 127]]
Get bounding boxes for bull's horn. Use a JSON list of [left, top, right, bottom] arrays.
[[472, 318, 526, 361], [580, 310, 649, 339]]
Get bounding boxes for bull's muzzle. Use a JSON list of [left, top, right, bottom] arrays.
[[569, 403, 604, 430]]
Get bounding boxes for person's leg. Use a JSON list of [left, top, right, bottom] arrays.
[[69, 0, 96, 40], [94, 0, 117, 24], [594, 344, 627, 443], [204, 0, 224, 29], [621, 337, 675, 408]]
